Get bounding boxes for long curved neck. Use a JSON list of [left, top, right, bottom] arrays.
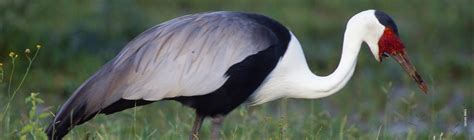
[[320, 28, 363, 93], [289, 25, 364, 99]]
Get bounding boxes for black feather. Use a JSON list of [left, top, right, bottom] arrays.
[[375, 10, 399, 35]]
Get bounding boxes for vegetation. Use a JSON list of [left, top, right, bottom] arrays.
[[0, 0, 472, 139]]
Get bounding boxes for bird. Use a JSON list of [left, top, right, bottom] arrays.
[[46, 9, 428, 140]]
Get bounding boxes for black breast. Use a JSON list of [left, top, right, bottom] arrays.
[[169, 12, 291, 117]]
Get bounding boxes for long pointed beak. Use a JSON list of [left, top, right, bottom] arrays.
[[390, 50, 428, 94]]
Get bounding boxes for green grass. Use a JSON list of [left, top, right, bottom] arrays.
[[0, 51, 470, 139], [0, 0, 472, 139]]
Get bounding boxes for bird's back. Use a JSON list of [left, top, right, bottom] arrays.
[[107, 11, 282, 102], [47, 11, 292, 139]]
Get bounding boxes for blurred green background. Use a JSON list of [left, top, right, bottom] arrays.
[[0, 0, 472, 139]]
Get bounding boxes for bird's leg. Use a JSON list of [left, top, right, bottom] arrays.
[[190, 113, 205, 140], [211, 115, 225, 140]]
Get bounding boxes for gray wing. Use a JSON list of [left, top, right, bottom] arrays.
[[75, 11, 277, 113], [46, 12, 281, 138]]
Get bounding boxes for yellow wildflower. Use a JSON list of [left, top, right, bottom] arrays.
[[9, 52, 15, 57]]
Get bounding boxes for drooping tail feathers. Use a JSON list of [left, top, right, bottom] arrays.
[[45, 88, 154, 140], [45, 67, 154, 139]]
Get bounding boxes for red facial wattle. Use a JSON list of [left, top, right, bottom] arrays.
[[378, 28, 405, 57], [377, 28, 428, 94]]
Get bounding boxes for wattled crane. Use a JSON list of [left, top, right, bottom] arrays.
[[46, 10, 427, 140]]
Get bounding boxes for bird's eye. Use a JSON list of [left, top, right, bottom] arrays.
[[382, 53, 389, 58]]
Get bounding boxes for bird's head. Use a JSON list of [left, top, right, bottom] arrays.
[[350, 10, 428, 94]]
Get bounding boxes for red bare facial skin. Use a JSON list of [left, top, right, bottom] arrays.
[[378, 28, 405, 57], [377, 28, 428, 94]]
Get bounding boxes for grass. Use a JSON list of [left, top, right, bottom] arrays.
[[0, 42, 471, 140], [0, 50, 470, 139]]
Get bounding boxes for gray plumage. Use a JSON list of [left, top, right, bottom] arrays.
[[48, 11, 279, 137]]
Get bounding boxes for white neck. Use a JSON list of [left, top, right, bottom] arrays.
[[288, 26, 363, 99], [250, 10, 381, 105], [250, 26, 364, 105]]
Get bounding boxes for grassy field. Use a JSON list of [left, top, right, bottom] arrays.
[[0, 0, 472, 139]]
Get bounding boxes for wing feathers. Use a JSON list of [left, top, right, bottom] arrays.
[[47, 11, 281, 139]]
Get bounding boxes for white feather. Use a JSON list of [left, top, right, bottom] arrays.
[[249, 10, 385, 105]]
